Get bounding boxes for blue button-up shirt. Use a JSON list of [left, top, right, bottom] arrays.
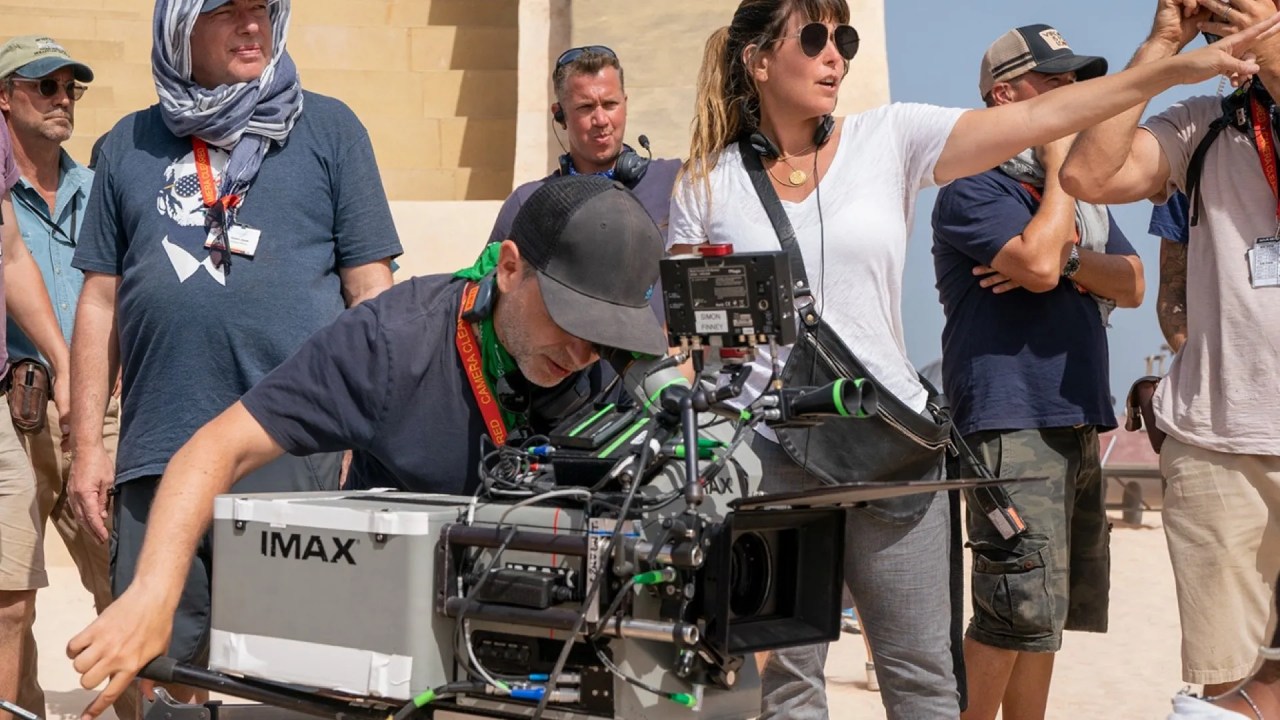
[[6, 151, 92, 362]]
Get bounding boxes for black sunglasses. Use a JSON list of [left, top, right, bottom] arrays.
[[782, 23, 860, 60], [10, 77, 87, 101], [556, 45, 618, 67]]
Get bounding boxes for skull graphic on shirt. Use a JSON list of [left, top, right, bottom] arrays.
[[157, 147, 228, 227], [156, 146, 230, 285]]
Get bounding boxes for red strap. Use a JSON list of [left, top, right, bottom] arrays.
[[191, 138, 240, 213], [1018, 181, 1080, 245], [456, 282, 507, 446], [1250, 94, 1280, 223]]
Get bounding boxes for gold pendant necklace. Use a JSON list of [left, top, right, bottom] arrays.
[[774, 143, 817, 187]]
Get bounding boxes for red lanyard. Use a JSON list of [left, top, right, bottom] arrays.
[[455, 282, 508, 446], [1250, 94, 1280, 225], [1018, 181, 1080, 244], [191, 137, 240, 214]]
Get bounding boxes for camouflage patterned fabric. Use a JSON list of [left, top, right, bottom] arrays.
[[960, 427, 1110, 652]]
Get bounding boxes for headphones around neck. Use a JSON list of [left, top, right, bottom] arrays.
[[748, 114, 836, 159], [557, 142, 650, 189]]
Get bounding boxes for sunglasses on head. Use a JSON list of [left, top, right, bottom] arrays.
[[9, 77, 87, 101], [782, 22, 860, 60], [556, 45, 618, 67]]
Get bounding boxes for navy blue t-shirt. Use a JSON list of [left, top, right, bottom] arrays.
[[73, 92, 403, 483], [241, 275, 597, 493], [932, 169, 1135, 436], [1148, 190, 1189, 243]]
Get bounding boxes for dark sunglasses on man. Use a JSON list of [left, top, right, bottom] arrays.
[[10, 77, 88, 101], [781, 22, 860, 60], [556, 45, 618, 67]]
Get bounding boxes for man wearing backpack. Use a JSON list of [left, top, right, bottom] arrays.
[[1062, 0, 1280, 698]]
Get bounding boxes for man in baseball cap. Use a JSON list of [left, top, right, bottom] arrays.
[[935, 21, 1135, 720], [66, 174, 669, 718], [0, 35, 93, 84], [509, 175, 668, 358], [979, 24, 1107, 102]]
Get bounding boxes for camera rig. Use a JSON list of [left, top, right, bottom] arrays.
[[121, 248, 1010, 720]]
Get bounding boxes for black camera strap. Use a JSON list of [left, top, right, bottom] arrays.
[[736, 135, 1026, 540], [738, 136, 812, 297]]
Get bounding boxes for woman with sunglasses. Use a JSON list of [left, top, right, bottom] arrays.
[[669, 0, 1280, 717]]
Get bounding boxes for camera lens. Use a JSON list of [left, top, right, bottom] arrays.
[[728, 531, 773, 618]]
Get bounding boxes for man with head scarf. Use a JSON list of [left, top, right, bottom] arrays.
[[64, 0, 402, 697]]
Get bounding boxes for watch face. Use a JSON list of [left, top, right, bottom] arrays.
[[1063, 246, 1081, 278]]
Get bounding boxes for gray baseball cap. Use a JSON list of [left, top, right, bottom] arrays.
[[509, 175, 667, 357]]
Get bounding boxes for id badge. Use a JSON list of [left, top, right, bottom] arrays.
[[1248, 236, 1280, 288], [204, 223, 260, 258]]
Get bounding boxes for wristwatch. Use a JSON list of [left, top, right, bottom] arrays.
[[1062, 245, 1081, 279]]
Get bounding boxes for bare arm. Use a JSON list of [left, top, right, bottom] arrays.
[[984, 138, 1078, 293], [1, 192, 70, 408], [1060, 0, 1280, 202], [68, 402, 284, 719], [1073, 250, 1146, 308], [1157, 239, 1189, 351], [339, 258, 393, 307], [934, 10, 1280, 185], [67, 272, 120, 543], [1058, 38, 1182, 204]]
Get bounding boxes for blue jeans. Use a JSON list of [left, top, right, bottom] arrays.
[[753, 436, 960, 720]]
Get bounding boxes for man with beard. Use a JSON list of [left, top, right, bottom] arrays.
[[67, 175, 670, 718]]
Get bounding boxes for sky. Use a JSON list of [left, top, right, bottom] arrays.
[[881, 2, 1223, 413]]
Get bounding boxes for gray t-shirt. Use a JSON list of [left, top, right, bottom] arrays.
[[73, 91, 403, 483], [1143, 95, 1280, 455]]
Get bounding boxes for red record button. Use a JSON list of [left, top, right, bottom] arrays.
[[698, 244, 734, 257]]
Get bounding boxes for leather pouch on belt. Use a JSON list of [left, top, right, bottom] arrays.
[[1124, 375, 1165, 454], [7, 358, 50, 434]]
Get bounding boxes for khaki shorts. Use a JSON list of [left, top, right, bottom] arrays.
[[0, 395, 46, 592], [1162, 436, 1280, 685]]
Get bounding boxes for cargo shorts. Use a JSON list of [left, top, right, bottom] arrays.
[[961, 426, 1111, 653]]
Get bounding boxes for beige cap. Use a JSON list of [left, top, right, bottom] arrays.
[[979, 24, 1106, 99]]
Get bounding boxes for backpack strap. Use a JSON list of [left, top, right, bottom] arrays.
[[1187, 84, 1255, 227]]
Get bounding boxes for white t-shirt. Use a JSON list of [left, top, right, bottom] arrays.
[[1144, 96, 1280, 456], [667, 104, 966, 413]]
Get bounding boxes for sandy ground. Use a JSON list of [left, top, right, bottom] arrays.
[[29, 506, 1184, 720]]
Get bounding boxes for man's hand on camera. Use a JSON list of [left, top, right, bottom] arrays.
[[67, 586, 174, 720]]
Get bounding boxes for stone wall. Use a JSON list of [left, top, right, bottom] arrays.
[[9, 0, 519, 201], [5, 0, 890, 274]]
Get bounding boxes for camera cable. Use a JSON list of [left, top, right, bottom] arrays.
[[531, 426, 654, 719]]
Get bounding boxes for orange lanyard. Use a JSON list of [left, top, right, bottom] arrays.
[[455, 282, 507, 446], [1249, 94, 1280, 225], [191, 137, 240, 215]]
